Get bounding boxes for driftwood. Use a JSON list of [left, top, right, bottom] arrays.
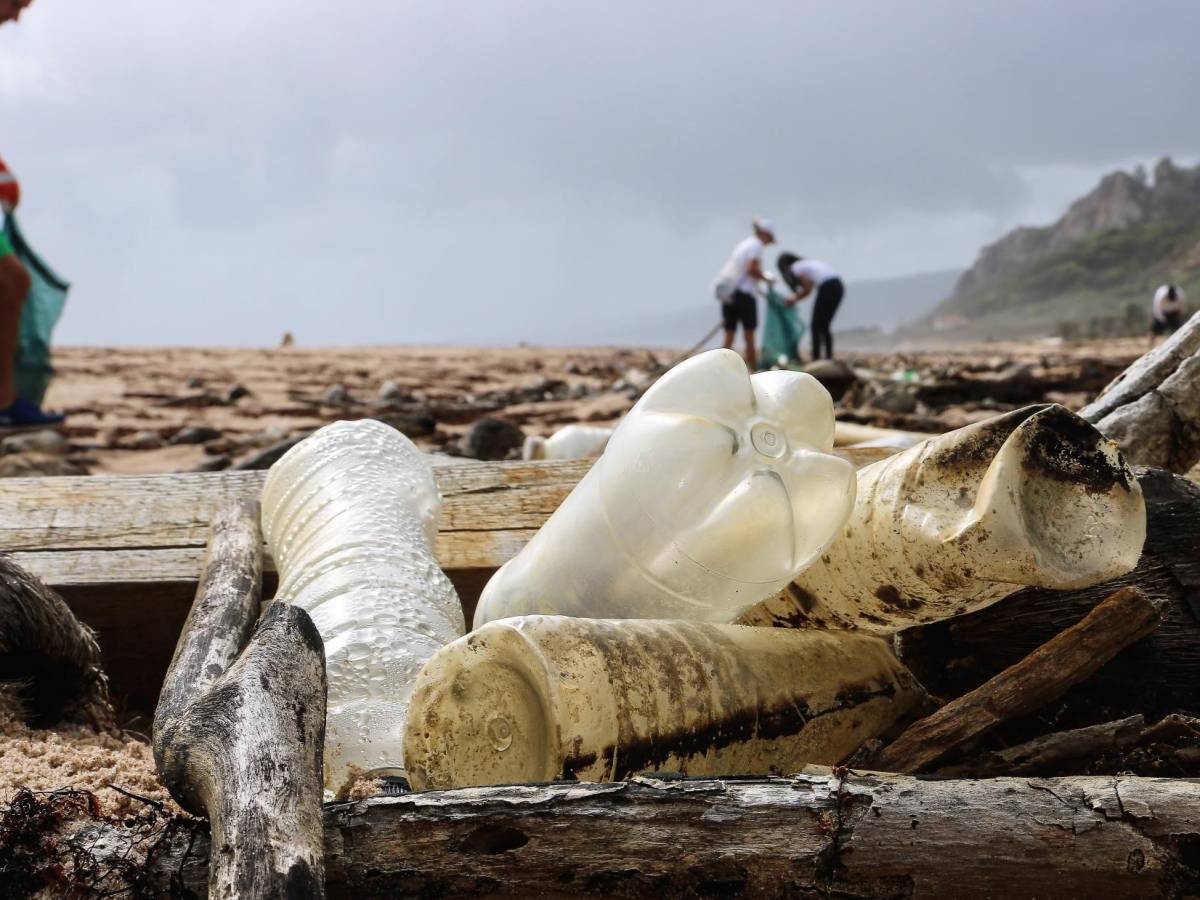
[[152, 499, 327, 899], [139, 774, 1200, 898], [0, 554, 112, 728], [900, 467, 1200, 718], [941, 714, 1200, 777], [875, 587, 1165, 773], [1082, 310, 1200, 471]]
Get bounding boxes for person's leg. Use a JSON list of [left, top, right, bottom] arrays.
[[0, 254, 30, 408], [721, 299, 738, 351], [811, 291, 833, 359], [740, 292, 759, 370], [822, 280, 844, 359]]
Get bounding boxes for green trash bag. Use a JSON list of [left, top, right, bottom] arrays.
[[3, 212, 69, 407], [759, 284, 805, 370]]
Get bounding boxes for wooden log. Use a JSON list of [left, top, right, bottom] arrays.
[[153, 500, 327, 900], [899, 467, 1200, 717], [941, 713, 1200, 777], [875, 587, 1166, 773], [1081, 310, 1200, 471], [0, 554, 112, 728], [143, 774, 1200, 899]]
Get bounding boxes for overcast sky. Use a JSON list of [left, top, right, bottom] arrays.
[[1, 0, 1198, 346]]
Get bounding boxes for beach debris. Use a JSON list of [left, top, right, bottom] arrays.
[[873, 587, 1164, 773], [741, 404, 1145, 633], [153, 499, 327, 899], [231, 433, 307, 471], [378, 379, 405, 403], [1081, 310, 1200, 471], [0, 556, 112, 729], [322, 384, 350, 406], [167, 425, 222, 445], [0, 453, 88, 477], [462, 416, 525, 460], [128, 430, 164, 450], [261, 420, 464, 796], [0, 429, 68, 455], [473, 349, 856, 626], [801, 358, 858, 401], [522, 423, 614, 460], [226, 383, 252, 402], [404, 616, 923, 790]]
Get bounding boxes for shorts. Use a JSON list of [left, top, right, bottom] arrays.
[[1152, 311, 1183, 335], [722, 290, 758, 332]]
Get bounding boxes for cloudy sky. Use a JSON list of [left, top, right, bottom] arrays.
[[1, 0, 1197, 346]]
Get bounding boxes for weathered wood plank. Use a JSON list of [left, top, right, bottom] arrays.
[[0, 449, 886, 579], [147, 774, 1200, 899]]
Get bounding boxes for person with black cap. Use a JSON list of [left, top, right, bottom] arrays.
[[778, 252, 845, 360], [712, 217, 775, 370]]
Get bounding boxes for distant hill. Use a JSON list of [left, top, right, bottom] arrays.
[[911, 157, 1200, 340]]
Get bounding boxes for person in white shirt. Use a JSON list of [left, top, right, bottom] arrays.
[[778, 252, 845, 360], [713, 218, 775, 370], [1150, 284, 1187, 345]]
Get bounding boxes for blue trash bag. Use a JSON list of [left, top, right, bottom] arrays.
[[759, 283, 805, 369], [3, 212, 69, 407]]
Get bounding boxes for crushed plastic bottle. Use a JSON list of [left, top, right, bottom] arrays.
[[261, 419, 464, 797], [404, 615, 924, 790], [740, 404, 1147, 633], [522, 423, 615, 461], [473, 349, 857, 626]]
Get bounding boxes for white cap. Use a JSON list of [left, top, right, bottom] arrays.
[[753, 217, 775, 237]]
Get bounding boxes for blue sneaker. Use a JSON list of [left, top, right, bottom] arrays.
[[0, 398, 66, 427]]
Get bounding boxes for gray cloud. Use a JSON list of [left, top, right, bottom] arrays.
[[1, 0, 1197, 346]]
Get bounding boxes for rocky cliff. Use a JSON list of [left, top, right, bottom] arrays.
[[922, 157, 1200, 338]]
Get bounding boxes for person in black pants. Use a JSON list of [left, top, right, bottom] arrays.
[[778, 252, 845, 360]]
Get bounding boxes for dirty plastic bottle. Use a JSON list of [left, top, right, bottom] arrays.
[[403, 615, 924, 790], [473, 349, 857, 627], [261, 419, 464, 797], [740, 404, 1147, 634], [522, 424, 615, 460]]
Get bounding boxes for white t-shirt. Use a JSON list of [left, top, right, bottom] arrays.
[[791, 259, 838, 287], [729, 235, 765, 294], [1153, 284, 1186, 322]]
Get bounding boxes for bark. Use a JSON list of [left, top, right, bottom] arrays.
[[899, 467, 1200, 718], [152, 499, 327, 900], [0, 553, 112, 728], [941, 714, 1200, 777], [142, 774, 1200, 899], [1081, 311, 1200, 471], [875, 587, 1165, 773]]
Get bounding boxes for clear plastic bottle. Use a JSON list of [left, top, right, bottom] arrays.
[[522, 424, 614, 460], [261, 419, 464, 796], [473, 349, 857, 626]]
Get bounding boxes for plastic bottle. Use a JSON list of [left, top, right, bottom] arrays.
[[261, 419, 464, 796], [740, 404, 1146, 633], [473, 349, 857, 627], [522, 424, 615, 461], [403, 615, 924, 790]]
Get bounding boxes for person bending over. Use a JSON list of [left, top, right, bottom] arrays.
[[1150, 283, 1187, 347], [778, 252, 844, 360]]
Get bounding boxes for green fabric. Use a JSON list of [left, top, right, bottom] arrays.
[[3, 213, 69, 406], [0, 230, 12, 257], [760, 284, 805, 369]]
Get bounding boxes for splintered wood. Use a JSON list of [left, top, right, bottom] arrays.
[[875, 587, 1166, 773]]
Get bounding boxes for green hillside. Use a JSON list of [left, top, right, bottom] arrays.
[[911, 157, 1200, 340]]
